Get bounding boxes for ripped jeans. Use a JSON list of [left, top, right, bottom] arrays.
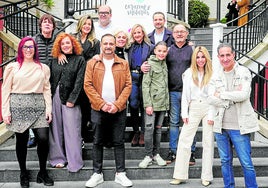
[[144, 111, 165, 157]]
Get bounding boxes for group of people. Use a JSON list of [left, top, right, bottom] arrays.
[[226, 0, 250, 26], [1, 4, 259, 188]]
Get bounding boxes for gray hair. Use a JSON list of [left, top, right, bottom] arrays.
[[217, 43, 235, 54]]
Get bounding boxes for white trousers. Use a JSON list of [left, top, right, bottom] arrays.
[[173, 100, 214, 181]]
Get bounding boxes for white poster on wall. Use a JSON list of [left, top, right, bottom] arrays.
[[106, 0, 167, 34]]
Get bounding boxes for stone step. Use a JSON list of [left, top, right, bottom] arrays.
[[1, 140, 268, 161], [0, 158, 268, 182], [1, 177, 268, 188]]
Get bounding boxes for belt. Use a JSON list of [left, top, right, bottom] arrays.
[[131, 70, 140, 74]]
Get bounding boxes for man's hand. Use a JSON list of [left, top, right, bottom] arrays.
[[207, 120, 214, 125], [101, 103, 112, 112], [214, 91, 220, 98], [140, 61, 151, 73], [107, 102, 118, 114]]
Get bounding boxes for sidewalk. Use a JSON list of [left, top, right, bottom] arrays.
[[1, 177, 268, 188]]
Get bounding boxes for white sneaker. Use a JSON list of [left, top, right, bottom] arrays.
[[114, 172, 133, 187], [85, 173, 104, 187], [153, 154, 166, 166], [138, 156, 153, 168]]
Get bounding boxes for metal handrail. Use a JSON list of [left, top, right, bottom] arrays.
[[225, 0, 263, 26], [222, 0, 267, 60]]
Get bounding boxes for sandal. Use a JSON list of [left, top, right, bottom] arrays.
[[55, 163, 65, 168]]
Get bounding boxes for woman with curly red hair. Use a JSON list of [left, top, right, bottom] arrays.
[[48, 33, 86, 172]]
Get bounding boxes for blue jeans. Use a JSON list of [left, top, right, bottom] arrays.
[[215, 130, 258, 188], [129, 73, 144, 133], [169, 91, 196, 154], [91, 109, 127, 173]]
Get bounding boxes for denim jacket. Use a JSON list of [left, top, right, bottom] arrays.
[[208, 63, 259, 134]]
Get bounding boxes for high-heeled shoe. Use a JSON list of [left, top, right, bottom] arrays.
[[36, 171, 54, 186], [20, 172, 29, 188]]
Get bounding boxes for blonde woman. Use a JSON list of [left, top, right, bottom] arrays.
[[114, 29, 130, 60], [170, 46, 214, 187], [128, 24, 154, 147]]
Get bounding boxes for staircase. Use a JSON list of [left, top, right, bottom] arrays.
[[189, 27, 237, 56], [1, 125, 268, 187]]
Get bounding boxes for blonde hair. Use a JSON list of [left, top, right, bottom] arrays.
[[190, 46, 213, 87], [129, 24, 151, 45], [75, 15, 97, 46], [113, 29, 131, 49]]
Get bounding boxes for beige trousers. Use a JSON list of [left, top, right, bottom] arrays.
[[173, 100, 214, 181]]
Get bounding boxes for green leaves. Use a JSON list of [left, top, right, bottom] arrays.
[[188, 0, 210, 28], [40, 0, 55, 10]]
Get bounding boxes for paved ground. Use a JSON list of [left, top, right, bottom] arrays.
[[1, 177, 268, 188]]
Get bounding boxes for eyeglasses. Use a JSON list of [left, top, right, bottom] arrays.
[[98, 12, 110, 16], [22, 45, 35, 50], [173, 30, 187, 34]]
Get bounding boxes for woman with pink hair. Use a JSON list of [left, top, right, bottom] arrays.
[[2, 36, 53, 187]]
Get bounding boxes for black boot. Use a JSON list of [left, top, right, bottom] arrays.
[[20, 171, 29, 188], [36, 171, 54, 186]]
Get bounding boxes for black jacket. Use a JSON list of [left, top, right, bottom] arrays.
[[34, 31, 58, 65], [49, 55, 86, 105]]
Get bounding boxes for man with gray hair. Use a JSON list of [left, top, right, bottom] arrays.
[[208, 43, 259, 188]]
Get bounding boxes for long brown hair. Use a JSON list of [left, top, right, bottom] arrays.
[[75, 15, 97, 46]]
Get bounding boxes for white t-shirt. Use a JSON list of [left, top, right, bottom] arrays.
[[102, 58, 115, 103]]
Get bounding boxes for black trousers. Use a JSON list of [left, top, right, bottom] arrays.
[[91, 109, 126, 173]]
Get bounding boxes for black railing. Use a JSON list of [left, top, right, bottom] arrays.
[[243, 53, 268, 120], [65, 0, 107, 17], [223, 0, 267, 60], [167, 0, 184, 20], [1, 0, 63, 38], [1, 0, 39, 38]]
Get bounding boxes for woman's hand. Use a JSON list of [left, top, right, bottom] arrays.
[[58, 53, 68, 65], [182, 118, 189, 124], [46, 113, 52, 123], [66, 102, 74, 108], [92, 54, 101, 61], [3, 116, 11, 125]]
